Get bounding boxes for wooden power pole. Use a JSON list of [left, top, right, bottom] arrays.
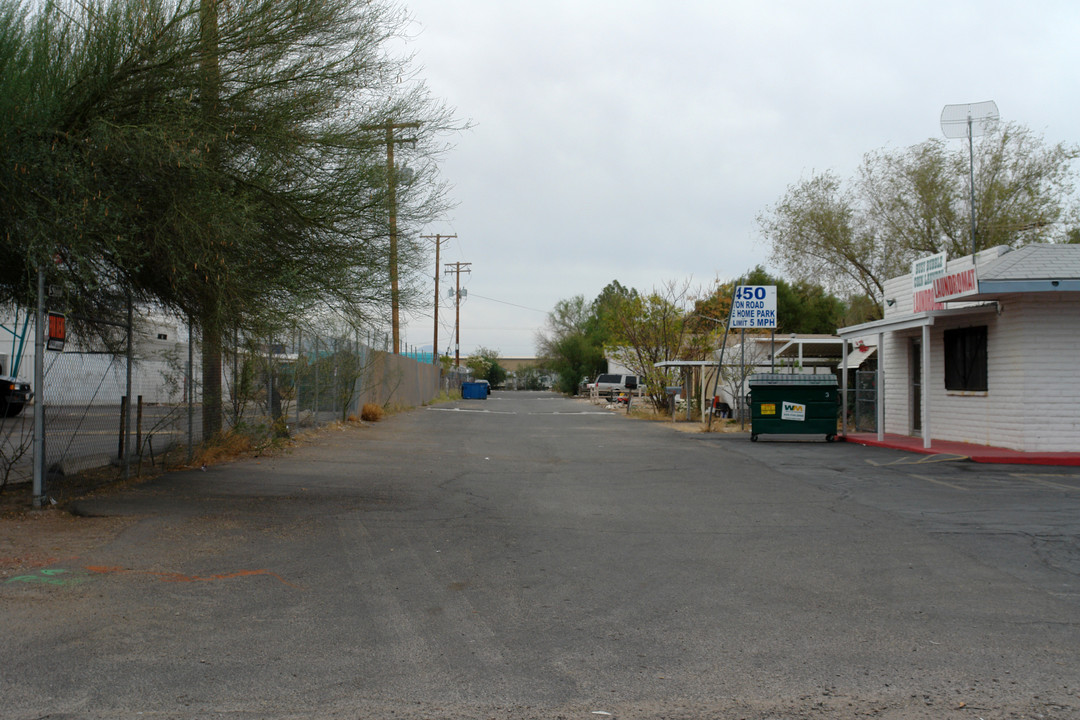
[[444, 261, 471, 366], [421, 234, 455, 365], [363, 121, 420, 354]]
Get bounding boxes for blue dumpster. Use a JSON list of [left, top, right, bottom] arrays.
[[462, 382, 487, 400]]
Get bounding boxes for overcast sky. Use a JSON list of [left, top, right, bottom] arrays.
[[395, 0, 1080, 358]]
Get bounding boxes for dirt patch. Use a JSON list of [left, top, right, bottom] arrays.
[[579, 398, 748, 434], [0, 420, 365, 580], [0, 505, 135, 579]]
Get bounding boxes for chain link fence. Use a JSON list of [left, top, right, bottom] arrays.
[[1, 312, 448, 501], [851, 369, 878, 432]]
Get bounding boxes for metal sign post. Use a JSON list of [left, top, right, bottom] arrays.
[[707, 285, 777, 431]]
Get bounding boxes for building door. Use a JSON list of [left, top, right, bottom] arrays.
[[911, 340, 922, 435]]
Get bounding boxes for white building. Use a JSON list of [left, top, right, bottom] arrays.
[[2, 308, 192, 405], [838, 244, 1080, 452]]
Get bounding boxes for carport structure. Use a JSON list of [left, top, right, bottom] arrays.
[[656, 335, 849, 425], [654, 360, 714, 422]]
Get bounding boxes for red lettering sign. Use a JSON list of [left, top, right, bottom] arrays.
[[913, 288, 944, 313], [932, 268, 977, 301]]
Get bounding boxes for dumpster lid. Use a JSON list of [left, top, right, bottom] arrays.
[[748, 373, 838, 386]]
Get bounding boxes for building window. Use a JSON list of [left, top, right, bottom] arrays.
[[944, 326, 987, 391]]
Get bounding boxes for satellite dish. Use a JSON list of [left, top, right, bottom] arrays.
[[940, 101, 999, 139]]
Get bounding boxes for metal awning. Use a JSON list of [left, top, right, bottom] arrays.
[[843, 344, 876, 368], [837, 303, 998, 340], [773, 337, 845, 360]]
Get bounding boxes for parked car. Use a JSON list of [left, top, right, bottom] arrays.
[[1, 373, 33, 417], [588, 374, 641, 397]]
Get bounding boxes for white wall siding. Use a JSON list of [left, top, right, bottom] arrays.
[[926, 311, 1004, 448], [881, 296, 1080, 452], [1013, 295, 1080, 451], [881, 330, 908, 436]]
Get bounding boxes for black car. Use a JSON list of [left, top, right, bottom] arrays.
[[1, 374, 33, 417]]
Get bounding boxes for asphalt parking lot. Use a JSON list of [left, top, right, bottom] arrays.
[[2, 391, 1078, 719]]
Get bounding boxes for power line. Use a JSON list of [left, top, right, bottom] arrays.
[[467, 293, 548, 314]]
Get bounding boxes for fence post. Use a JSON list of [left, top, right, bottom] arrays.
[[118, 395, 129, 462], [266, 335, 273, 438], [233, 326, 240, 428], [187, 318, 194, 464], [33, 266, 45, 507], [295, 327, 302, 429], [354, 329, 360, 418], [136, 395, 143, 461], [123, 294, 133, 480]]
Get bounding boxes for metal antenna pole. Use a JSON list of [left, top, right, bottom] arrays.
[[968, 116, 976, 259], [941, 101, 999, 262]]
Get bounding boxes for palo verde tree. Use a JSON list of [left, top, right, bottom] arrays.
[[759, 122, 1080, 316], [0, 0, 455, 440]]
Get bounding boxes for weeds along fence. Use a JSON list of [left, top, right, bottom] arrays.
[[0, 312, 446, 501]]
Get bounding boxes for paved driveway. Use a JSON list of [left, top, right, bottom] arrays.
[[3, 391, 1078, 719]]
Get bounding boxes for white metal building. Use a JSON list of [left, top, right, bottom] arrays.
[[838, 244, 1080, 452]]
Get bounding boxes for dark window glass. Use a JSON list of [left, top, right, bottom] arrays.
[[943, 326, 987, 391]]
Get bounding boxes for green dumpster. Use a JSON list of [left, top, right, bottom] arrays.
[[748, 373, 839, 442]]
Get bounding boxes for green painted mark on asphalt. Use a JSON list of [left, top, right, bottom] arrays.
[[4, 568, 88, 586]]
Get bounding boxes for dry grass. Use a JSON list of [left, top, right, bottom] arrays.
[[598, 401, 748, 434], [193, 431, 256, 465], [426, 390, 461, 405], [360, 403, 384, 422]]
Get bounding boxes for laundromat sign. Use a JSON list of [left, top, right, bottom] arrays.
[[912, 252, 978, 309], [932, 267, 978, 302]]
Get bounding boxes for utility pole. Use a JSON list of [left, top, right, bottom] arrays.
[[444, 261, 471, 366], [421, 234, 456, 365], [364, 121, 420, 354]]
